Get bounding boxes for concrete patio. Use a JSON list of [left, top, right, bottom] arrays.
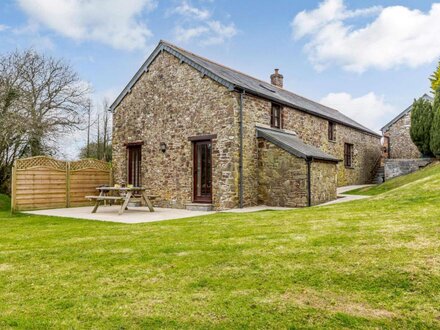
[[25, 204, 292, 224], [24, 185, 374, 223]]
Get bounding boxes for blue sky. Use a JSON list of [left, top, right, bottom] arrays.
[[1, 0, 439, 157]]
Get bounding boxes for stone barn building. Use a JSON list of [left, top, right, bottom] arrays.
[[111, 41, 382, 210], [381, 94, 433, 159]]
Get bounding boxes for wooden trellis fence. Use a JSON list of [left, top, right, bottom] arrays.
[[11, 156, 112, 212]]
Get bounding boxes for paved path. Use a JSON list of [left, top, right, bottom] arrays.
[[25, 205, 293, 224], [319, 184, 374, 206], [25, 186, 373, 223]]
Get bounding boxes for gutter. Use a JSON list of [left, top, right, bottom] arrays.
[[307, 158, 312, 207], [239, 90, 245, 208]]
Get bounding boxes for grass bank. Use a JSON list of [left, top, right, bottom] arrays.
[[1, 165, 440, 328]]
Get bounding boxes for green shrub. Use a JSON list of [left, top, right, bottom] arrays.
[[410, 97, 433, 156], [430, 91, 440, 157]]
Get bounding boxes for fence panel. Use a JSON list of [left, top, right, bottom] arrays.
[[69, 159, 112, 207], [13, 157, 68, 211], [11, 156, 111, 211]]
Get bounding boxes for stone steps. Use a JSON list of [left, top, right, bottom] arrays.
[[371, 166, 385, 184], [185, 203, 213, 211]]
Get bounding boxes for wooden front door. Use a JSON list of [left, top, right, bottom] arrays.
[[127, 145, 141, 187], [193, 140, 212, 203]]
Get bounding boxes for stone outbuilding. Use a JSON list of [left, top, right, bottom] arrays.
[[111, 40, 382, 210], [381, 94, 433, 159]]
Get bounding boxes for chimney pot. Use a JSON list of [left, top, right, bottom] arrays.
[[270, 69, 283, 88]]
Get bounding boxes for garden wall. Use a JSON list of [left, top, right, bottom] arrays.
[[384, 158, 433, 181]]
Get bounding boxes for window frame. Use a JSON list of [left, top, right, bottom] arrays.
[[344, 143, 354, 168], [328, 121, 336, 141], [270, 103, 282, 129]]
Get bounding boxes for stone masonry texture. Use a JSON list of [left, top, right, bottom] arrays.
[[257, 139, 337, 207], [384, 159, 432, 180], [310, 160, 338, 205], [257, 139, 308, 207], [383, 111, 421, 159], [240, 93, 381, 207], [113, 51, 240, 210], [113, 49, 381, 210]]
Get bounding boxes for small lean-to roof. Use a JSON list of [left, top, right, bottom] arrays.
[[110, 40, 380, 137], [256, 126, 339, 162], [381, 94, 433, 132]]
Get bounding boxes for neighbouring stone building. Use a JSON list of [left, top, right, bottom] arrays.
[[111, 41, 382, 210], [381, 94, 433, 159]]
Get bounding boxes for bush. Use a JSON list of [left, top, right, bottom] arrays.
[[410, 97, 433, 157], [430, 91, 440, 157]]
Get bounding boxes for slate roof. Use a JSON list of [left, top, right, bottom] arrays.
[[256, 126, 340, 162], [381, 94, 433, 132], [110, 40, 380, 137]]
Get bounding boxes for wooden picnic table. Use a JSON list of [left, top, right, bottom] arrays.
[[86, 186, 156, 215]]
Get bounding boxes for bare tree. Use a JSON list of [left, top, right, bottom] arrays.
[[101, 98, 110, 162], [86, 98, 92, 158], [78, 98, 112, 162], [0, 49, 90, 193], [9, 49, 89, 155]]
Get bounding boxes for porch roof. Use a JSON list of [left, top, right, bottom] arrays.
[[256, 126, 340, 163]]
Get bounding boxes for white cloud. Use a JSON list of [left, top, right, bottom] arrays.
[[292, 0, 440, 72], [0, 24, 9, 31], [202, 20, 237, 45], [320, 92, 397, 131], [171, 0, 237, 45], [174, 26, 209, 43], [17, 0, 157, 50], [172, 1, 211, 20], [293, 0, 381, 39]]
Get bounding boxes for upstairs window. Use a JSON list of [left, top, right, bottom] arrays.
[[271, 104, 282, 129], [328, 121, 336, 141], [344, 143, 354, 168]]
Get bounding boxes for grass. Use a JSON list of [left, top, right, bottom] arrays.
[[344, 161, 440, 196], [1, 165, 440, 329]]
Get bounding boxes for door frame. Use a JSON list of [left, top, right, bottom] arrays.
[[192, 139, 213, 203], [127, 144, 142, 187]]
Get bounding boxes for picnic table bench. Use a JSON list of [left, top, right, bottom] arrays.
[[86, 187, 157, 215]]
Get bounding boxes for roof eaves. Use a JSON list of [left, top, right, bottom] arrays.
[[380, 94, 433, 132], [256, 127, 339, 162], [110, 42, 235, 111], [163, 44, 235, 90], [256, 128, 308, 160], [243, 88, 381, 137], [381, 103, 412, 132]]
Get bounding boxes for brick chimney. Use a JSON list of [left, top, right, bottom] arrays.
[[270, 69, 283, 88]]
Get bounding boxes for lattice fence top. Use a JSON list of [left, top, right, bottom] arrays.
[[15, 156, 67, 170], [70, 158, 111, 171]]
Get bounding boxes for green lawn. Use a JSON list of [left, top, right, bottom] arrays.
[[344, 161, 439, 196], [1, 165, 440, 329]]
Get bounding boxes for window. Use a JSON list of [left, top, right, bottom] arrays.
[[344, 143, 354, 168], [328, 121, 336, 141], [271, 104, 282, 128]]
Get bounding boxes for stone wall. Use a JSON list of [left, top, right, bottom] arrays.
[[257, 139, 308, 207], [112, 48, 380, 210], [241, 93, 381, 205], [112, 51, 240, 210], [383, 111, 421, 159], [384, 158, 432, 180], [257, 140, 337, 207], [311, 160, 338, 205]]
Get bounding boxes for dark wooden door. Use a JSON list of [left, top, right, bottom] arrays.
[[127, 145, 141, 187], [193, 140, 212, 203]]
